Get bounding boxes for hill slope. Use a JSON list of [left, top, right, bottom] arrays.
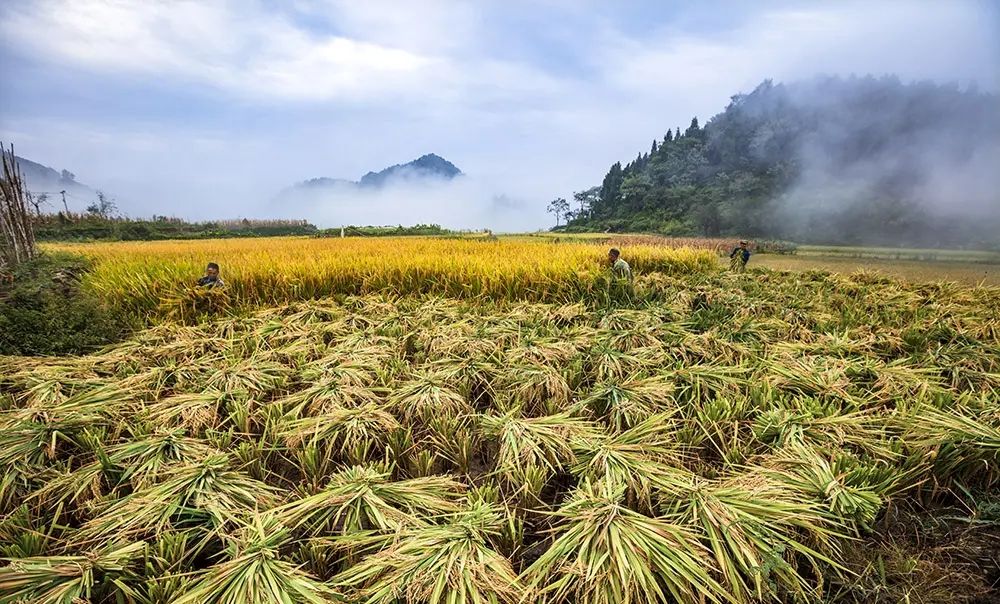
[[13, 155, 96, 210], [569, 76, 1000, 247]]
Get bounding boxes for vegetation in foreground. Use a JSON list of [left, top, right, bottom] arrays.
[[1, 265, 998, 603], [0, 253, 122, 355], [45, 237, 716, 323]]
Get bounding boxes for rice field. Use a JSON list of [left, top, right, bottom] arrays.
[[44, 237, 715, 323], [2, 237, 999, 603]]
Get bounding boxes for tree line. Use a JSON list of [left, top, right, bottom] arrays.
[[31, 212, 318, 241]]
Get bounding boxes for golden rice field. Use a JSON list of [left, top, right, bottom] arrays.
[[45, 237, 715, 322], [2, 237, 999, 603]]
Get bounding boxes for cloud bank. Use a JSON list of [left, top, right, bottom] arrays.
[[276, 175, 545, 232]]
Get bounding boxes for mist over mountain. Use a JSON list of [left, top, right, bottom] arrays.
[[295, 177, 357, 190], [275, 153, 539, 231], [285, 153, 462, 194], [571, 76, 1000, 247], [13, 155, 96, 211], [359, 154, 462, 187]]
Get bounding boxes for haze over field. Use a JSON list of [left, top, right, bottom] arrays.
[[1, 0, 998, 232]]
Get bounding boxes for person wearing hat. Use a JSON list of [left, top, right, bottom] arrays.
[[729, 241, 751, 272]]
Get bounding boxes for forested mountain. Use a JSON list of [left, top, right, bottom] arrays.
[[359, 153, 462, 187], [285, 153, 462, 195], [566, 76, 1000, 247]]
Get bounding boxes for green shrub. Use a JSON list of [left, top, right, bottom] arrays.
[[0, 253, 124, 355]]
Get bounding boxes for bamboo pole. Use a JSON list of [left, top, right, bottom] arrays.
[[0, 142, 37, 270]]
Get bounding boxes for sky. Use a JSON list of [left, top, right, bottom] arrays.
[[1, 0, 998, 229]]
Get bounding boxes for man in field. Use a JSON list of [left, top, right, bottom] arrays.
[[608, 248, 634, 303], [197, 262, 225, 288], [729, 240, 751, 272], [609, 248, 632, 282]]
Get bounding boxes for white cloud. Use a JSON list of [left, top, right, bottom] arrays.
[[306, 0, 485, 54], [1, 0, 439, 102], [1, 0, 577, 106]]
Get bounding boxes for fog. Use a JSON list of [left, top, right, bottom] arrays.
[[272, 175, 548, 232], [767, 78, 1000, 245]]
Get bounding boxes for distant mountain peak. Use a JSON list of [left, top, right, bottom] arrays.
[[281, 153, 463, 200], [359, 154, 462, 188], [297, 176, 356, 189]]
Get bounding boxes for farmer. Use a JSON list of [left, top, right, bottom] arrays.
[[197, 262, 225, 288], [609, 248, 633, 282], [729, 240, 751, 272]]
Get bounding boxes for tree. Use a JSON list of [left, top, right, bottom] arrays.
[[651, 140, 658, 154], [664, 130, 674, 144], [547, 197, 570, 227], [598, 162, 624, 217], [573, 186, 600, 220], [619, 174, 652, 209], [685, 117, 701, 138], [29, 192, 48, 216], [692, 199, 722, 236], [60, 169, 75, 182], [86, 190, 118, 218]]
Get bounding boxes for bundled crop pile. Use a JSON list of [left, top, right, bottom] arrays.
[[1, 267, 999, 603], [45, 237, 717, 323]]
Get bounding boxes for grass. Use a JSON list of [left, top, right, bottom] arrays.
[[0, 252, 122, 355], [2, 237, 999, 603]]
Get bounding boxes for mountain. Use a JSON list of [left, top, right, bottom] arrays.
[[285, 153, 462, 193], [296, 177, 357, 189], [359, 154, 462, 187], [567, 76, 1000, 247], [11, 155, 96, 210]]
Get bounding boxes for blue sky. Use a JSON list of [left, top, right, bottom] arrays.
[[1, 0, 998, 228]]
